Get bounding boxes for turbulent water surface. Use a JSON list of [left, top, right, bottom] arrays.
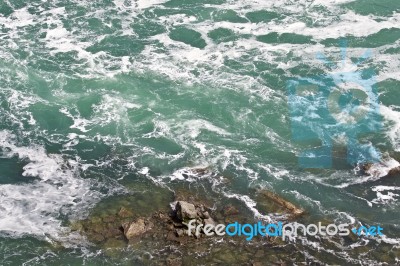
[[0, 0, 400, 264]]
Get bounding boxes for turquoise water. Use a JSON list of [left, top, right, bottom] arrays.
[[0, 0, 400, 264]]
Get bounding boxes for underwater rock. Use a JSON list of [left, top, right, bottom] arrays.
[[71, 213, 127, 244], [102, 238, 126, 258], [118, 207, 134, 218], [256, 190, 304, 218], [222, 205, 239, 216]]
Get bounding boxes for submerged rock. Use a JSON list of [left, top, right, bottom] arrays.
[[118, 207, 134, 218], [102, 238, 126, 258], [256, 190, 304, 218], [222, 205, 239, 216]]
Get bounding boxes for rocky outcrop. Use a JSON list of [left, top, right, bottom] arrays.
[[72, 188, 307, 247], [171, 201, 217, 238], [69, 186, 316, 265]]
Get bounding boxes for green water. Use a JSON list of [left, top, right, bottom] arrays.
[[0, 0, 400, 264]]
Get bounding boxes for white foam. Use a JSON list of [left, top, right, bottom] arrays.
[[46, 27, 69, 40], [59, 94, 141, 133], [138, 167, 150, 175], [313, 0, 356, 5], [113, 0, 168, 10], [0, 8, 35, 29], [333, 158, 400, 188], [364, 158, 400, 178], [288, 190, 323, 210], [59, 107, 91, 133], [378, 234, 400, 246], [44, 22, 94, 62], [120, 0, 400, 98], [92, 94, 141, 126], [223, 192, 272, 222], [377, 52, 400, 82], [271, 12, 400, 40], [371, 185, 400, 204], [179, 119, 231, 139], [258, 164, 289, 180], [0, 131, 101, 242], [137, 0, 169, 9], [380, 105, 400, 151], [3, 0, 398, 90], [170, 166, 212, 182], [5, 90, 42, 129]]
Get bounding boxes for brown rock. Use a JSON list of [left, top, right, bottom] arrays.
[[176, 228, 185, 237], [158, 212, 167, 219], [166, 223, 174, 231], [257, 190, 304, 218], [361, 163, 373, 172], [123, 218, 152, 240], [203, 217, 216, 226], [176, 201, 197, 220], [202, 211, 210, 219], [388, 166, 400, 176], [172, 221, 184, 228], [166, 231, 180, 242]]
